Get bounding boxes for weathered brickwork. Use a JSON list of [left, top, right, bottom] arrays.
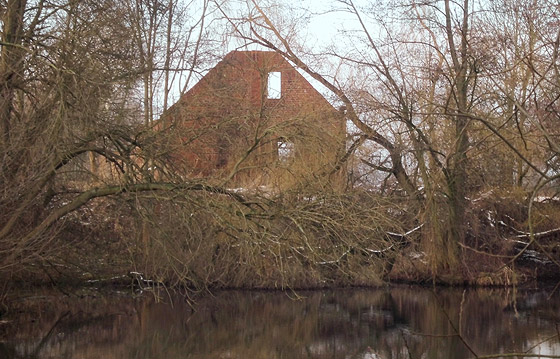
[[162, 51, 346, 190]]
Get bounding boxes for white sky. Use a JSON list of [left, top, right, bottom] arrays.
[[165, 0, 376, 113]]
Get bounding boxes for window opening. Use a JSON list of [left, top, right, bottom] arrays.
[[277, 139, 294, 161], [267, 72, 281, 99]]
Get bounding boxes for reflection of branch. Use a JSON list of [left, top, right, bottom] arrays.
[[400, 329, 414, 359], [523, 333, 560, 358], [430, 291, 479, 358], [475, 354, 560, 358], [427, 290, 560, 359], [30, 311, 71, 357]]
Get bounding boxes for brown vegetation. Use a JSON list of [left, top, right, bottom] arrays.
[[1, 0, 560, 302]]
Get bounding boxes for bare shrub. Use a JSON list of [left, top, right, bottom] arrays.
[[102, 188, 406, 290]]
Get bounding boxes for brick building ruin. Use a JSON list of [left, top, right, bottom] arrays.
[[161, 50, 346, 190]]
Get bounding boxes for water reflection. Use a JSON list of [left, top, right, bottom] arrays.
[[1, 286, 559, 359]]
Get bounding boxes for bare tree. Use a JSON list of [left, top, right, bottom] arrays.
[[217, 0, 560, 281], [2, 0, 559, 289], [0, 0, 151, 274]]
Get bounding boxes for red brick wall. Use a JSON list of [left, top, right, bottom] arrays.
[[162, 51, 346, 189]]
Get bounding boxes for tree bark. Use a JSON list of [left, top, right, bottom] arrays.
[[444, 0, 470, 265], [0, 0, 27, 148]]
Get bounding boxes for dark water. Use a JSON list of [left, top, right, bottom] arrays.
[[1, 285, 559, 359]]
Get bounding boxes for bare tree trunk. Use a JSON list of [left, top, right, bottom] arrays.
[[162, 0, 174, 113], [0, 0, 26, 149], [444, 0, 470, 267]]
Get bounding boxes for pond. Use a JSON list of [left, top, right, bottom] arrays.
[[0, 285, 559, 358]]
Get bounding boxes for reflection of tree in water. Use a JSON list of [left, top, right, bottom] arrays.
[[0, 311, 70, 359], [127, 288, 560, 359], [387, 288, 560, 358], [0, 291, 139, 359], [1, 287, 559, 359]]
